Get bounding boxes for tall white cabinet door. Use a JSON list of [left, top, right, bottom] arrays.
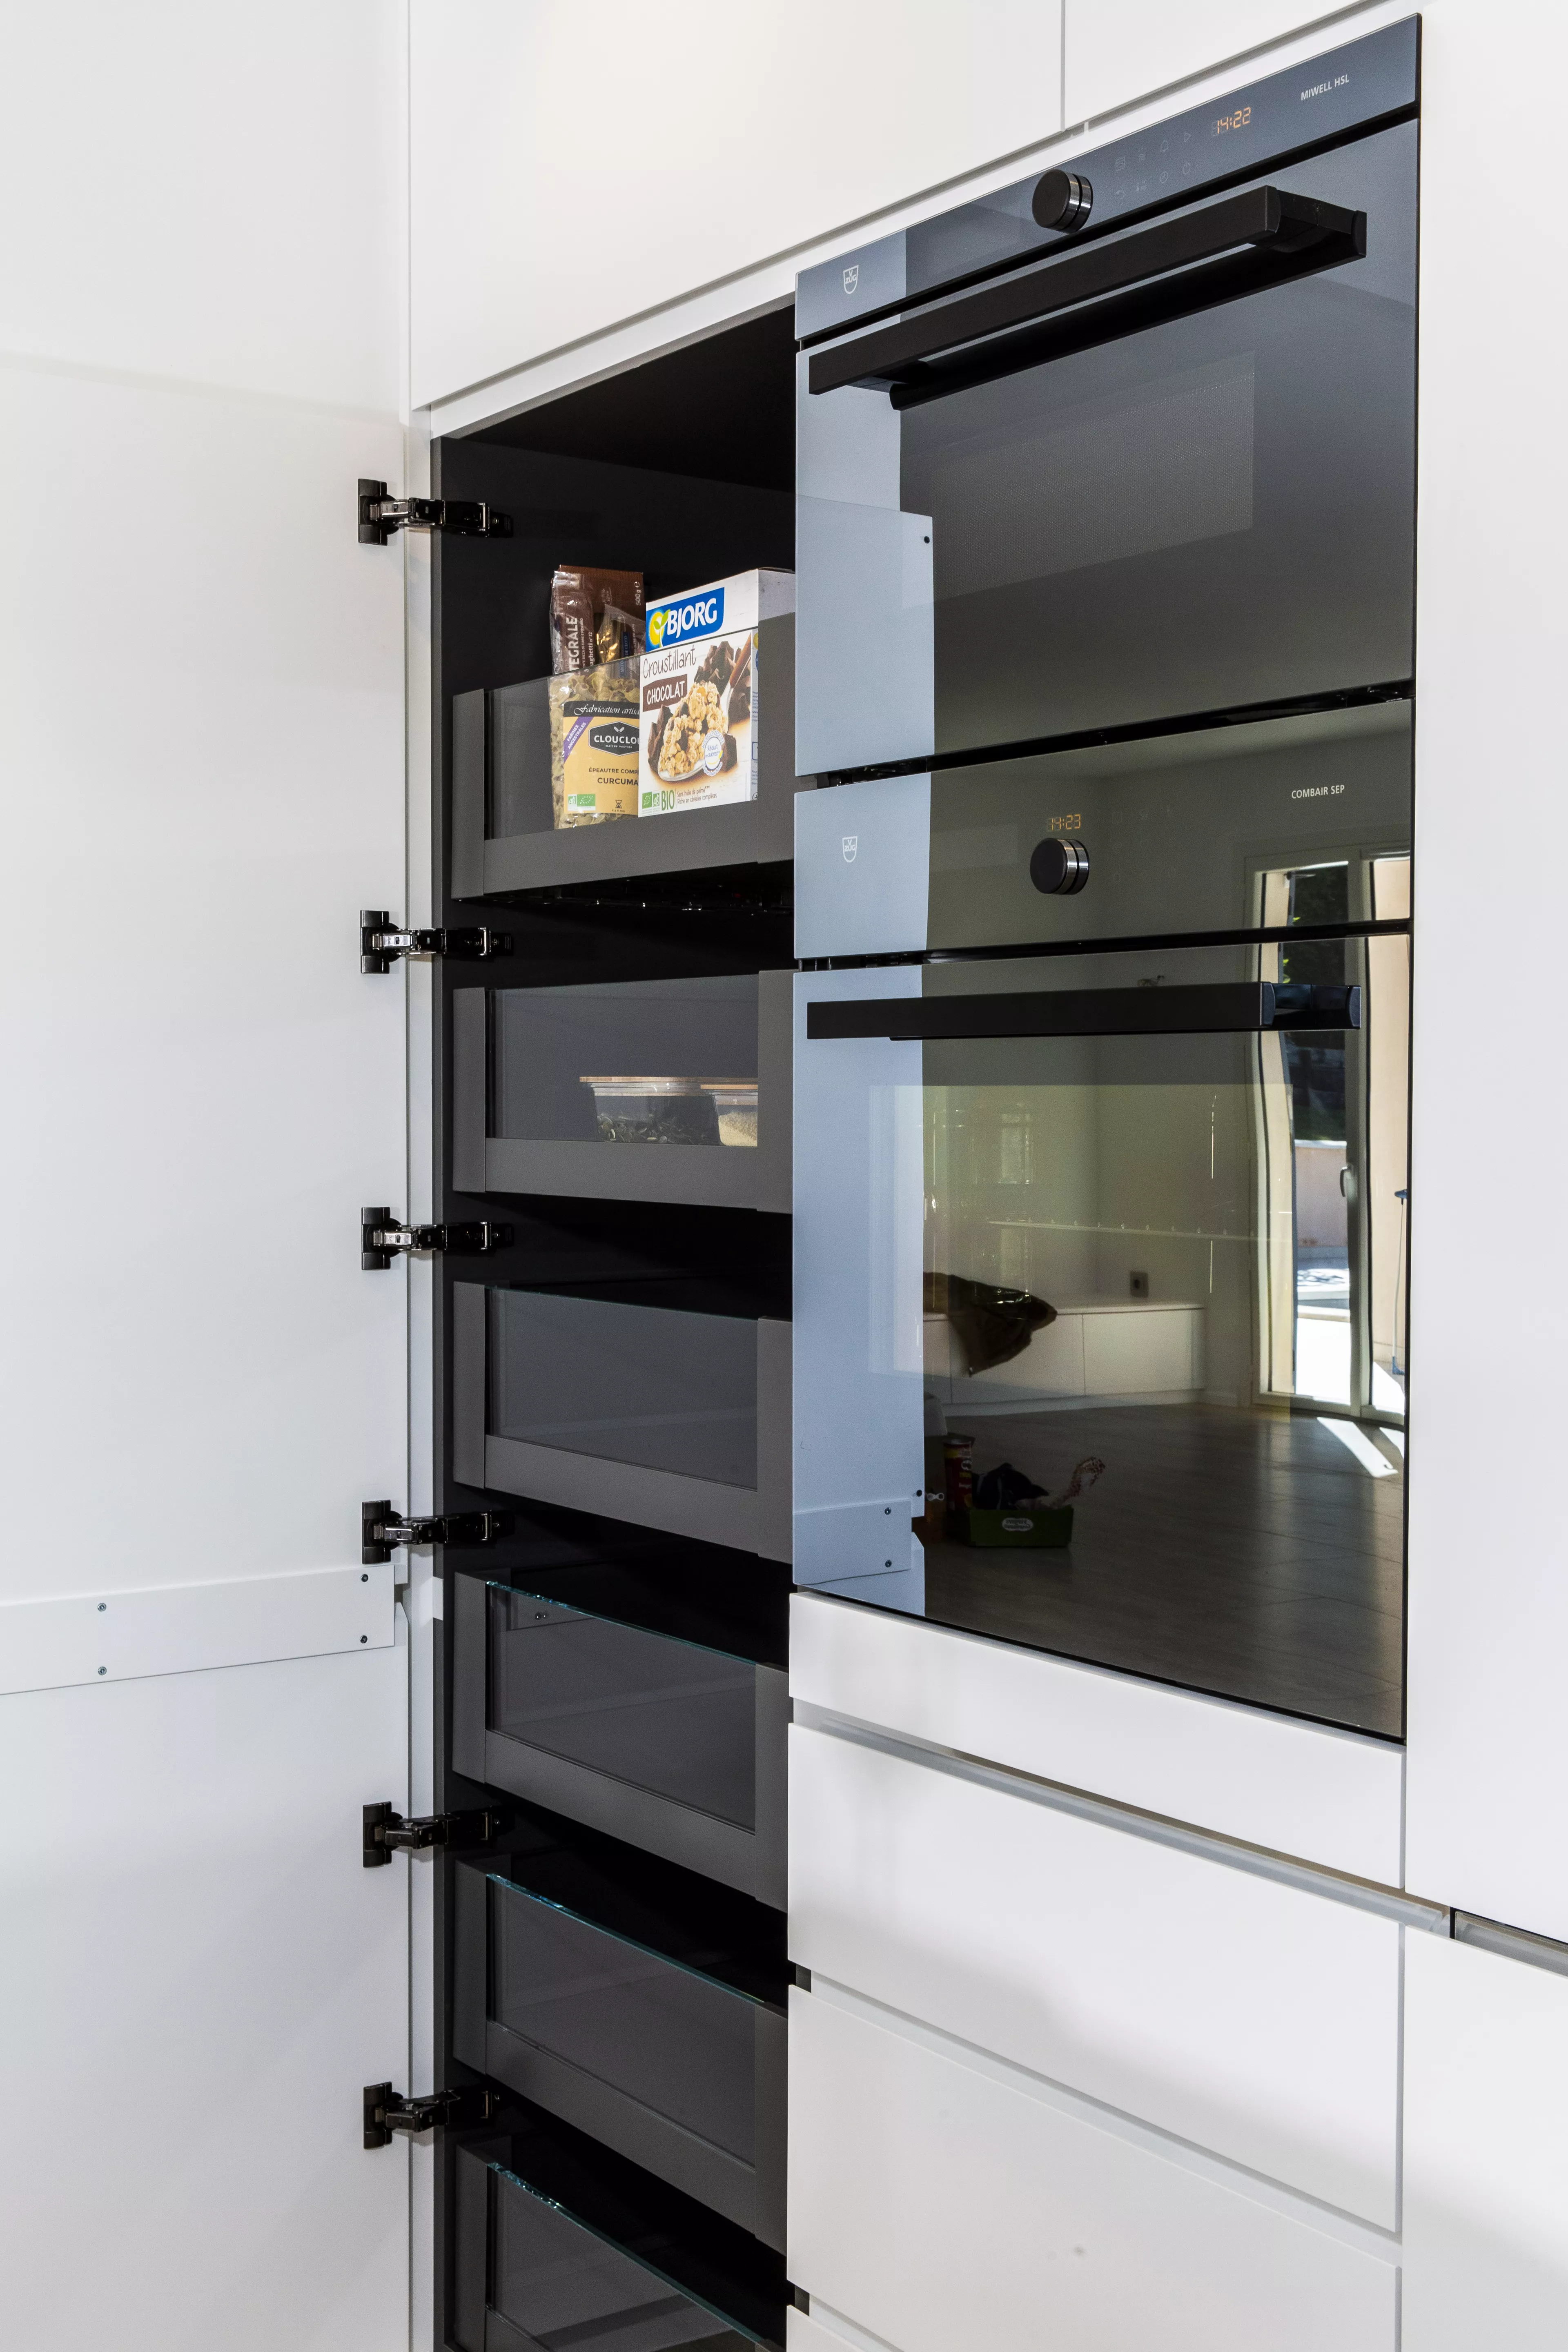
[[1062, 0, 1330, 121], [0, 8, 410, 2346], [1403, 1933, 1568, 2346]]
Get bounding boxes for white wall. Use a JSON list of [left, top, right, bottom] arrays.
[[0, 4, 415, 2343], [408, 0, 1064, 413]]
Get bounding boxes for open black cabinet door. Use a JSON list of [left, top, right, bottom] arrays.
[[425, 308, 800, 2351]]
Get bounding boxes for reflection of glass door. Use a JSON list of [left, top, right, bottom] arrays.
[[1254, 856, 1409, 1426]]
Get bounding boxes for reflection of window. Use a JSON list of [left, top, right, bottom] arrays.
[[997, 1112, 1030, 1185]]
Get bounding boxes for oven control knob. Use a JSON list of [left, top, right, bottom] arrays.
[[1031, 838, 1090, 895], [1032, 169, 1093, 234]]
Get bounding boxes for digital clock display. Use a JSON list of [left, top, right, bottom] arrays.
[[1215, 105, 1252, 134]]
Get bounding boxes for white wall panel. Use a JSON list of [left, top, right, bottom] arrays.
[[0, 1, 401, 408], [1402, 0, 1568, 1936], [789, 1987, 1398, 2352], [0, 1642, 410, 2350], [0, 2, 401, 408], [0, 364, 408, 1604], [791, 1724, 1402, 2224], [1063, 0, 1333, 123], [1403, 1933, 1568, 2346], [0, 7, 412, 2343], [408, 0, 1063, 410], [791, 1595, 1403, 1882]]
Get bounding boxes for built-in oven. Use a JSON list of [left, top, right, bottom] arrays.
[[794, 17, 1417, 774], [790, 20, 1418, 1740], [794, 917, 1408, 1737]]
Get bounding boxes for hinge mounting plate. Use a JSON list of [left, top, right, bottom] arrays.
[[361, 909, 510, 975], [358, 479, 510, 544], [362, 1500, 509, 1564], [361, 1208, 510, 1270], [364, 2080, 497, 2147], [362, 1800, 506, 1867]]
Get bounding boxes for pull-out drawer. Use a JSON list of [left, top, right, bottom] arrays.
[[789, 1988, 1398, 2352], [454, 1283, 791, 1559], [790, 1719, 1406, 2226], [452, 1572, 787, 1906], [453, 974, 792, 1212], [452, 2118, 785, 2352], [448, 612, 804, 899], [454, 1828, 787, 2249]]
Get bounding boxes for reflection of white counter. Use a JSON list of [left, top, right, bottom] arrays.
[[924, 1299, 1205, 1407]]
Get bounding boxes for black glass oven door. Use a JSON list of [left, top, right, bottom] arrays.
[[796, 122, 1415, 773], [794, 930, 1408, 1737]]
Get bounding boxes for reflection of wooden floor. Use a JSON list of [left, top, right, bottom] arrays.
[[926, 1404, 1403, 1739]]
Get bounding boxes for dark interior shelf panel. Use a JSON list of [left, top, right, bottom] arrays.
[[452, 617, 805, 899]]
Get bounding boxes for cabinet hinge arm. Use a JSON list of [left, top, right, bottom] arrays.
[[362, 1800, 505, 1867], [364, 2080, 497, 2146], [357, 479, 511, 544], [361, 1209, 510, 1270], [360, 910, 510, 975], [361, 1500, 509, 1563]]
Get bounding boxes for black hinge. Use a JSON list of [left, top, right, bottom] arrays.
[[361, 1208, 510, 1269], [362, 1500, 509, 1563], [363, 1800, 505, 1867], [361, 909, 510, 975], [358, 479, 511, 544], [364, 2080, 497, 2147]]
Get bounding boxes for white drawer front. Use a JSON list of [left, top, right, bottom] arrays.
[[791, 1723, 1401, 2225], [789, 1987, 1398, 2352], [790, 1592, 1404, 1884]]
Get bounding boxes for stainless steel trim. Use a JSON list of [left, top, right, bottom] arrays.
[[794, 1699, 1448, 1932], [1452, 1911, 1568, 1979]]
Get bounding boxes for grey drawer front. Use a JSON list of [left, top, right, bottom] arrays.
[[454, 2147, 753, 2352], [452, 1575, 788, 1908], [455, 1866, 786, 2250]]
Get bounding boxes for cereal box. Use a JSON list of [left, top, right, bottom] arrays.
[[638, 570, 794, 817]]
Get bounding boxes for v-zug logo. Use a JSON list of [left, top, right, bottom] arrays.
[[843, 263, 860, 296], [842, 835, 858, 864], [647, 587, 724, 649]]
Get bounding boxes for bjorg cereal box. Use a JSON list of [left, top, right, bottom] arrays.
[[639, 569, 795, 817]]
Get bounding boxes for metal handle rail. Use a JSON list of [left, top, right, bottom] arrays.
[[806, 981, 1361, 1042], [807, 186, 1365, 409]]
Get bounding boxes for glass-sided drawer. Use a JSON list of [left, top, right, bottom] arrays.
[[448, 613, 805, 899], [452, 2120, 786, 2352], [453, 1283, 791, 1561], [452, 973, 791, 1212], [454, 1821, 786, 2247], [452, 1569, 787, 1905]]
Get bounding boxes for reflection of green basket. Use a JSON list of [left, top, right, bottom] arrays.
[[958, 1506, 1074, 1549]]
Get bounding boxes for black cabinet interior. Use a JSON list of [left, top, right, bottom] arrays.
[[431, 307, 798, 2349]]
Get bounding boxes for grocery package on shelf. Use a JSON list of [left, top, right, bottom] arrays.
[[639, 569, 794, 817], [548, 565, 645, 674], [548, 655, 641, 827]]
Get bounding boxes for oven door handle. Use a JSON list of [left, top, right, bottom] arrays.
[[806, 982, 1360, 1042], [806, 185, 1367, 410]]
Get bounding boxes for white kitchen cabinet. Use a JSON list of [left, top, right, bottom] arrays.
[[1063, 0, 1328, 123], [790, 1593, 1404, 1883], [0, 5, 414, 2344], [1403, 1931, 1568, 2346], [1401, 0, 1568, 1942], [790, 1722, 1404, 2225], [788, 1986, 1399, 2352], [408, 0, 1064, 412]]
